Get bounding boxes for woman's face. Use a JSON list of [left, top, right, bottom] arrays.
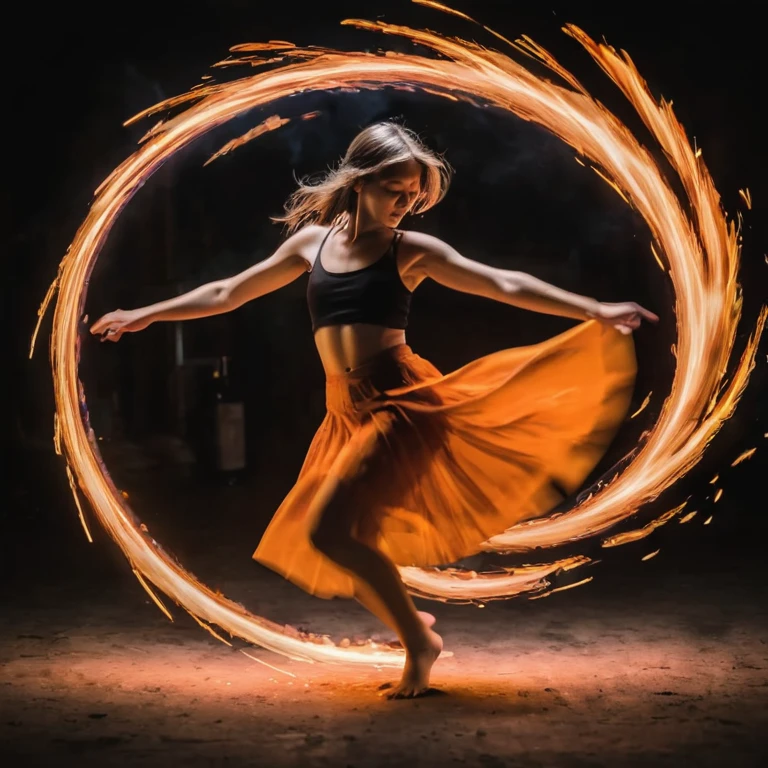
[[356, 158, 423, 228]]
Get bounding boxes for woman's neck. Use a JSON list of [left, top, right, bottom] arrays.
[[342, 217, 392, 245]]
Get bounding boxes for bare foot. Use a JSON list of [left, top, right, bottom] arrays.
[[382, 628, 443, 699]]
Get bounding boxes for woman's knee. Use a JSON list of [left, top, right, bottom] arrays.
[[309, 521, 337, 555]]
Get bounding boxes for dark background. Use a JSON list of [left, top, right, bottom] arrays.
[[7, 0, 767, 581]]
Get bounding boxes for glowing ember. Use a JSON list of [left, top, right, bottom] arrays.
[[205, 114, 291, 166], [730, 447, 756, 466], [36, 4, 765, 666], [630, 391, 652, 418], [738, 188, 752, 209], [601, 502, 687, 548]]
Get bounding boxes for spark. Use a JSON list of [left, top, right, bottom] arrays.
[[65, 466, 93, 543], [630, 391, 652, 418], [704, 515, 713, 525], [528, 575, 593, 599], [186, 610, 233, 646], [601, 502, 687, 547], [29, 275, 59, 359], [739, 188, 752, 209], [591, 165, 631, 204], [730, 447, 756, 466], [132, 569, 174, 622], [549, 576, 593, 593], [412, 0, 475, 22], [679, 510, 698, 524], [230, 40, 297, 52], [650, 242, 666, 272], [53, 413, 62, 456], [38, 4, 765, 666], [642, 549, 661, 561], [714, 488, 724, 503], [205, 114, 291, 166], [240, 649, 298, 678]]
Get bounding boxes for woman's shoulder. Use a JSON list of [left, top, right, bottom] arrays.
[[283, 223, 337, 272], [284, 223, 330, 256], [286, 223, 330, 246], [398, 229, 449, 257]]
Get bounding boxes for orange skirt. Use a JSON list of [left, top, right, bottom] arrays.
[[253, 319, 636, 599]]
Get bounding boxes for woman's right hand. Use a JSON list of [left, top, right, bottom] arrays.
[[90, 309, 152, 342]]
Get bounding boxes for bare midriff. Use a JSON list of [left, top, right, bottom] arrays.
[[313, 323, 407, 376]]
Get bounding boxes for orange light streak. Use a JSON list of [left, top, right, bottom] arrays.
[[601, 502, 687, 547], [630, 391, 652, 418], [29, 275, 59, 359], [650, 242, 665, 271], [132, 569, 174, 622], [738, 188, 752, 209], [549, 576, 593, 593], [186, 610, 233, 646], [240, 649, 298, 678], [412, 0, 474, 22], [730, 447, 756, 466], [38, 3, 765, 666], [65, 465, 93, 543], [205, 114, 292, 166]]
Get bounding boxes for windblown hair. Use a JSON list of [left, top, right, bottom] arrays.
[[274, 121, 452, 233]]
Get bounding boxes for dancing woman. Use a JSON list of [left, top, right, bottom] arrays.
[[91, 121, 658, 698]]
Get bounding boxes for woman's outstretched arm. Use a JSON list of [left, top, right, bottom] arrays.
[[90, 225, 322, 341], [404, 232, 659, 334]]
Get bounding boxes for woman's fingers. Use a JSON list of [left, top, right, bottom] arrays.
[[98, 327, 122, 342]]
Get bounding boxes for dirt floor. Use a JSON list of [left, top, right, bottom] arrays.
[[4, 464, 767, 767]]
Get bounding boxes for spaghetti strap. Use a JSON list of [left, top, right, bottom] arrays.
[[387, 230, 403, 264], [318, 227, 334, 254], [312, 227, 334, 274]]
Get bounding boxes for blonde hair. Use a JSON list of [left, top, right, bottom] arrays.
[[273, 121, 452, 233]]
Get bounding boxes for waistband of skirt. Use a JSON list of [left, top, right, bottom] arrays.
[[325, 344, 415, 383]]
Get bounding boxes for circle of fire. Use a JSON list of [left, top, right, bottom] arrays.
[[35, 4, 765, 667]]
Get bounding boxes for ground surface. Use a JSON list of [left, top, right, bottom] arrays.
[[4, 463, 767, 767]]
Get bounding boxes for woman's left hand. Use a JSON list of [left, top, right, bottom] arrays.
[[594, 301, 659, 335]]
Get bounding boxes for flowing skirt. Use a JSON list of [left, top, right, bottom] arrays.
[[253, 319, 637, 599]]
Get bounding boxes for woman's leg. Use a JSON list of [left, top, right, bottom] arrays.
[[308, 412, 442, 698], [353, 582, 436, 640]]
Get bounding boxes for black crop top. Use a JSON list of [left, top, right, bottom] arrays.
[[306, 228, 413, 332]]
